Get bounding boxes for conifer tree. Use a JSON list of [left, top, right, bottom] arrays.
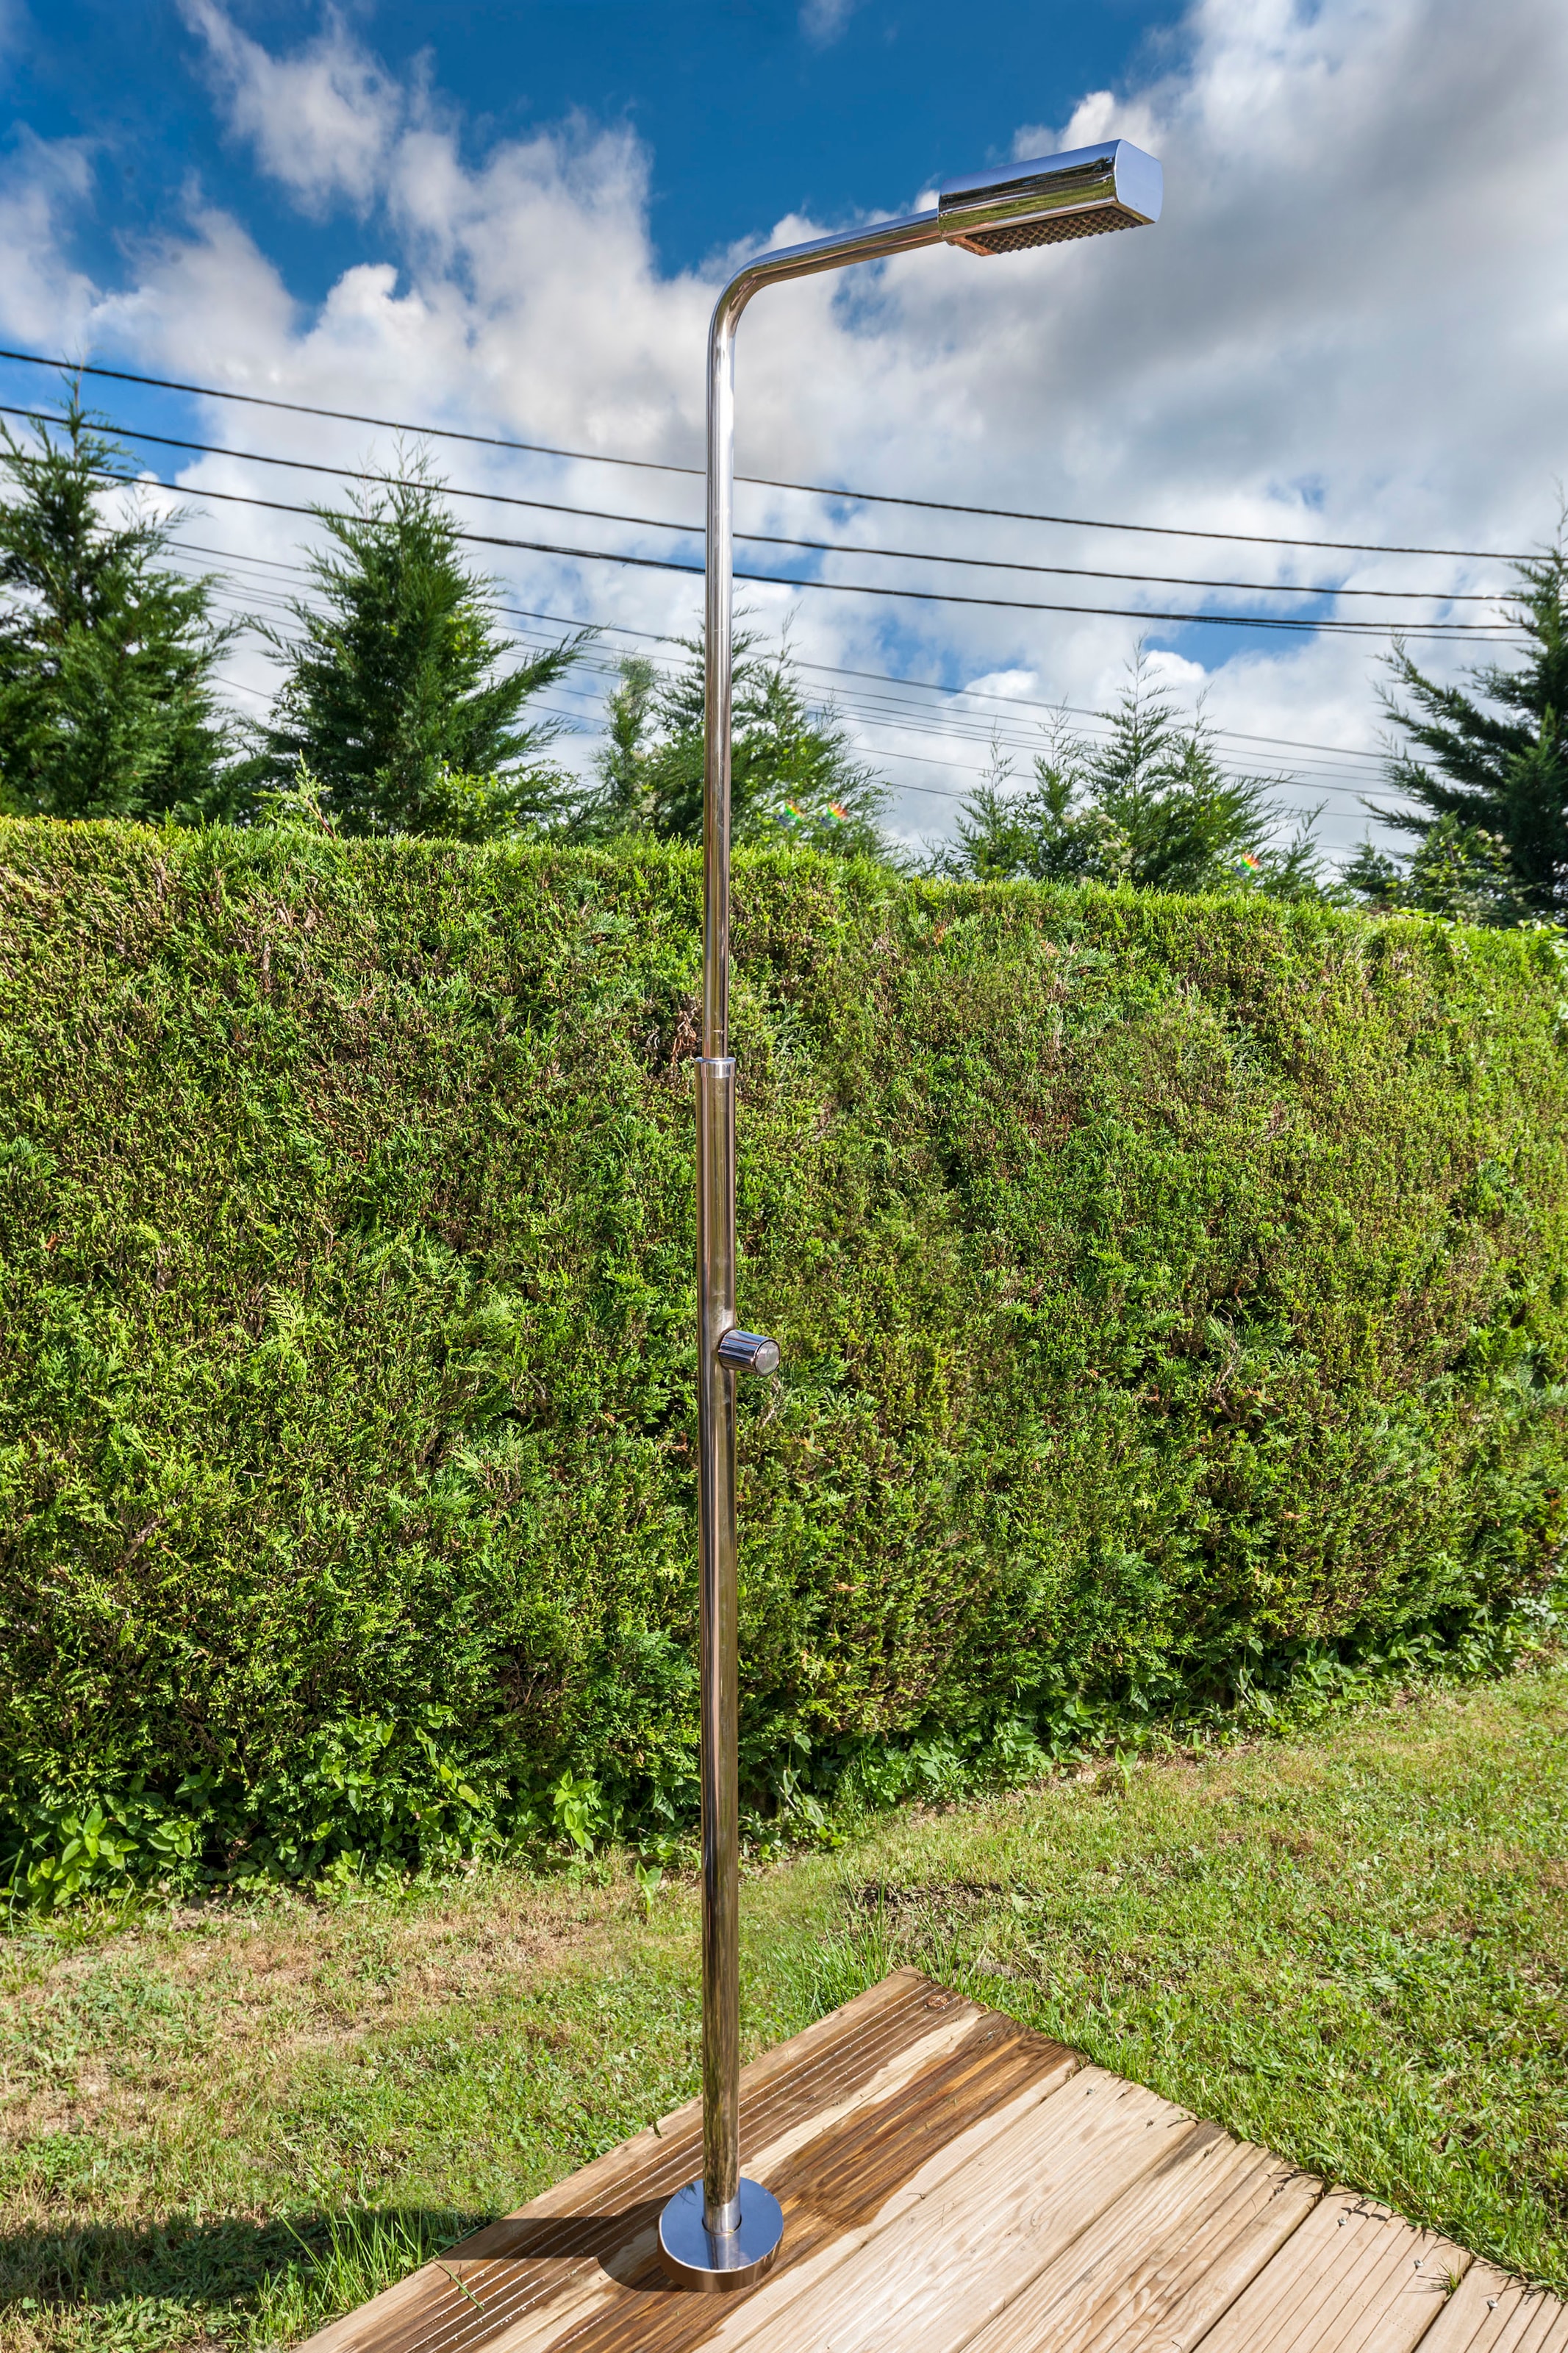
[[0, 391, 238, 823], [944, 651, 1322, 896], [573, 633, 890, 857], [1346, 545, 1568, 923], [574, 654, 661, 840], [259, 455, 584, 839], [1342, 815, 1529, 926]]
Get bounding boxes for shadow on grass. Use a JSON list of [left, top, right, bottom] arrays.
[[0, 2197, 694, 2348], [0, 2207, 487, 2347]]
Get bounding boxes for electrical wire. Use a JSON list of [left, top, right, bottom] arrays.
[[199, 579, 1382, 781], [190, 579, 1399, 804], [482, 595, 1395, 763], [191, 551, 1398, 773], [500, 638, 1383, 793], [0, 340, 1537, 564], [0, 401, 1512, 610], [86, 460, 1521, 638], [162, 548, 1428, 827], [199, 586, 1387, 810], [178, 550, 1424, 785], [166, 542, 1415, 757], [211, 657, 977, 802], [0, 354, 1445, 838]]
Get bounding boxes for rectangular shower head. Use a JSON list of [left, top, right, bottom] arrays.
[[938, 138, 1161, 257]]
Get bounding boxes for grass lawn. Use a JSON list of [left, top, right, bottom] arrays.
[[1, 1664, 1564, 2353]]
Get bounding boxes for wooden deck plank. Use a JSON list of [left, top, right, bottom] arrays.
[[303, 1967, 985, 2353], [719, 2069, 1194, 2353], [951, 2126, 1320, 2353], [533, 2015, 1080, 2353], [296, 1974, 1567, 2353], [329, 1990, 1075, 2353], [573, 2084, 1076, 2353], [1192, 2190, 1472, 2353], [1416, 2264, 1568, 2353], [565, 2052, 1084, 2353]]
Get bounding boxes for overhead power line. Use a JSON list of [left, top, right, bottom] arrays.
[[482, 621, 1387, 788], [64, 451, 1519, 641], [0, 340, 1536, 564], [197, 578, 1391, 810], [498, 658, 1383, 804], [202, 585, 1380, 805], [176, 543, 1396, 762], [191, 570, 1390, 799], [432, 596, 1425, 769], [0, 401, 1511, 610], [167, 545, 1511, 757], [171, 546, 1435, 782]]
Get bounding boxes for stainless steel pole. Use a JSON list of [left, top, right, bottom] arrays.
[[658, 137, 1160, 2296], [656, 269, 787, 2294], [658, 209, 1017, 2307], [697, 265, 744, 2241], [694, 1052, 740, 2232]]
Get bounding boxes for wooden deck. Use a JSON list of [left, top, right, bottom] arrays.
[[303, 1968, 1567, 2353]]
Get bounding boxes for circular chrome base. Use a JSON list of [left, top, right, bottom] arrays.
[[657, 2177, 784, 2292]]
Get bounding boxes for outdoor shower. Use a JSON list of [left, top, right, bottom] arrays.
[[659, 135, 1162, 2293]]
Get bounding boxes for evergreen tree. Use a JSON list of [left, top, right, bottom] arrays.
[[944, 652, 1322, 896], [573, 633, 890, 857], [945, 721, 1133, 885], [0, 391, 239, 823], [258, 455, 584, 839], [1342, 815, 1530, 926], [1347, 544, 1568, 923], [574, 654, 661, 840]]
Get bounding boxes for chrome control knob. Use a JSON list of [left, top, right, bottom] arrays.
[[716, 1329, 781, 1377]]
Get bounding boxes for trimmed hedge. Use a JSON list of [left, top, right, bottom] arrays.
[[1, 821, 1565, 1888]]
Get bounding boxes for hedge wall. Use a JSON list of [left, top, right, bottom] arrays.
[[1, 821, 1565, 1886]]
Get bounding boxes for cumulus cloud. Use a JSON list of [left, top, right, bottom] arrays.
[[179, 0, 404, 213], [0, 132, 98, 346], [1, 0, 1564, 857]]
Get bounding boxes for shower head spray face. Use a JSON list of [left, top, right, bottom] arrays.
[[938, 139, 1162, 256]]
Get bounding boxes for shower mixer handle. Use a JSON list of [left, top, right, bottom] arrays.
[[716, 1329, 781, 1377]]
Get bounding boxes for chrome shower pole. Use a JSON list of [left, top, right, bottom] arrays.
[[658, 137, 1161, 2296]]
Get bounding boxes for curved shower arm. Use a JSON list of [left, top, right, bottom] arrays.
[[701, 207, 948, 1060]]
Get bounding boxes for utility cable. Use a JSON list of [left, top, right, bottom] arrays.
[[201, 593, 1392, 809], [485, 595, 1404, 763], [89, 460, 1519, 638], [0, 401, 1511, 609], [495, 636, 1384, 791], [171, 549, 1489, 751], [176, 552, 1461, 776], [0, 340, 1536, 564], [212, 558, 1398, 769]]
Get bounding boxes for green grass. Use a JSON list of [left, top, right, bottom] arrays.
[[0, 1665, 1564, 2353]]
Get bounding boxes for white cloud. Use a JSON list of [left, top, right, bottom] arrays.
[[799, 0, 859, 46], [961, 671, 1044, 703], [179, 0, 404, 213], [0, 132, 97, 346], [1, 0, 1564, 861]]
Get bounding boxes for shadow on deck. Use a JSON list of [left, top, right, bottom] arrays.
[[297, 1968, 1568, 2353]]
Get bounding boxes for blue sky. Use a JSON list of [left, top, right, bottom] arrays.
[[0, 0, 1563, 854], [10, 1, 1183, 287]]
